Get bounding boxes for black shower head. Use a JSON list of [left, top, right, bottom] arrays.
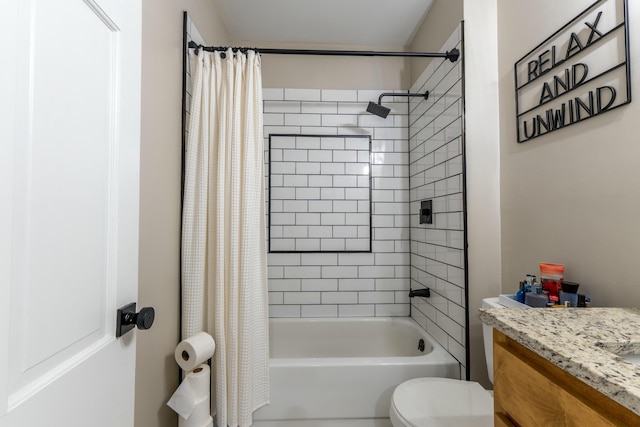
[[366, 91, 429, 119], [366, 101, 391, 118]]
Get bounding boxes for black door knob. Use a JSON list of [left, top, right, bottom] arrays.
[[116, 303, 155, 337]]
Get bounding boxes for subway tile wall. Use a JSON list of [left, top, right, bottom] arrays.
[[269, 134, 371, 252], [408, 25, 467, 376], [264, 88, 411, 318]]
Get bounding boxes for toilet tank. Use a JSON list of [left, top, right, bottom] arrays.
[[481, 296, 528, 385]]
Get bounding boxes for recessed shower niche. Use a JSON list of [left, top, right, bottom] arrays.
[[268, 134, 372, 253]]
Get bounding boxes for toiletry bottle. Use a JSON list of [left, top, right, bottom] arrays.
[[516, 281, 526, 303]]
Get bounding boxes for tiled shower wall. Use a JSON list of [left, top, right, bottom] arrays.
[[264, 89, 411, 318], [408, 25, 467, 376]]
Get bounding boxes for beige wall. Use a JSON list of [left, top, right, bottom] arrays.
[[236, 40, 410, 89], [498, 0, 640, 308], [409, 0, 463, 85], [136, 2, 228, 427]]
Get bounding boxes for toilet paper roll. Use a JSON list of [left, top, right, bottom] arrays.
[[178, 397, 210, 427], [175, 332, 215, 371], [186, 364, 210, 400], [166, 364, 211, 418], [179, 415, 213, 427]]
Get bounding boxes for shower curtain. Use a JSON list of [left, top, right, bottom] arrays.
[[182, 47, 269, 427]]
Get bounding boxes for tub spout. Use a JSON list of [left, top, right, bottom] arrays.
[[408, 288, 430, 298]]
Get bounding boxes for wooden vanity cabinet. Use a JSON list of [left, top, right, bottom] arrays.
[[492, 330, 640, 427]]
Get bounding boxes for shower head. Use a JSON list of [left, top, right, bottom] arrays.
[[366, 101, 391, 118], [365, 91, 429, 119]]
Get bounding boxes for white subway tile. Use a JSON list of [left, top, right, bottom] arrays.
[[375, 278, 409, 291], [345, 213, 370, 225], [301, 278, 338, 291], [264, 113, 284, 126], [271, 162, 296, 174], [300, 253, 338, 265], [436, 310, 463, 343], [322, 89, 358, 102], [372, 190, 394, 203], [300, 126, 338, 135], [271, 213, 295, 225], [285, 113, 321, 126], [339, 278, 375, 291], [284, 88, 321, 101], [295, 136, 321, 149], [332, 150, 358, 163], [264, 100, 300, 113], [320, 188, 345, 200], [358, 265, 395, 278], [269, 292, 284, 304], [282, 226, 308, 238], [283, 149, 308, 162], [295, 239, 321, 251], [302, 305, 338, 317], [375, 304, 409, 316], [307, 226, 333, 238], [321, 163, 345, 175], [322, 114, 358, 127], [345, 239, 370, 251], [284, 174, 308, 187], [268, 253, 301, 265], [296, 187, 320, 199], [308, 200, 333, 212], [269, 239, 296, 251], [301, 102, 338, 114], [333, 201, 358, 213], [268, 279, 301, 292], [337, 102, 367, 114], [296, 213, 321, 225], [284, 266, 321, 278], [269, 305, 301, 318], [339, 304, 375, 317], [345, 189, 369, 201], [284, 292, 320, 305], [308, 150, 333, 162], [262, 88, 284, 101], [283, 200, 308, 212], [331, 226, 357, 238], [359, 291, 394, 304], [322, 265, 358, 278], [322, 292, 357, 304], [345, 163, 369, 175], [320, 137, 346, 150], [321, 238, 346, 251], [333, 175, 357, 188]]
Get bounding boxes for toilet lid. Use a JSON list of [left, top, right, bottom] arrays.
[[391, 378, 493, 427]]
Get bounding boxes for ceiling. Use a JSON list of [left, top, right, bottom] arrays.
[[213, 0, 435, 48]]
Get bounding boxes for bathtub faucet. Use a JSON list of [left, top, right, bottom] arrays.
[[408, 288, 430, 298]]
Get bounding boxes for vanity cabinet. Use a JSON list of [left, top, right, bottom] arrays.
[[493, 330, 640, 427]]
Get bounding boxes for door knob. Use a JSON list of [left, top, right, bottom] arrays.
[[116, 302, 155, 337]]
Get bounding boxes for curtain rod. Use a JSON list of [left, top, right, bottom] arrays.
[[187, 41, 460, 62]]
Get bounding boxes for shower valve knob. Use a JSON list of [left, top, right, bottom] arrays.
[[116, 303, 155, 337]]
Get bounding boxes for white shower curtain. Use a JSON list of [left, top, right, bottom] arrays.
[[182, 48, 269, 427]]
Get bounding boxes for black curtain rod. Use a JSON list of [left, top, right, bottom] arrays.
[[187, 41, 460, 62]]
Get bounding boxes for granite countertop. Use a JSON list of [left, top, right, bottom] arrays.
[[479, 307, 640, 415]]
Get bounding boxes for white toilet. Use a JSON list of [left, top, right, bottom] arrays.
[[390, 297, 522, 427]]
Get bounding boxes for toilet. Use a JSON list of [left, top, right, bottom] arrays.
[[390, 297, 522, 426]]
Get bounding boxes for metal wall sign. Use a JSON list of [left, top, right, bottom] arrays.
[[515, 0, 631, 143]]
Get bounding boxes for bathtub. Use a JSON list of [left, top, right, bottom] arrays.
[[252, 317, 460, 427]]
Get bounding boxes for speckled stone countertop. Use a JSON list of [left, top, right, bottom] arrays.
[[480, 307, 640, 415]]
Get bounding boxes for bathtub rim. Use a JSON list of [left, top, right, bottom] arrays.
[[267, 316, 460, 368]]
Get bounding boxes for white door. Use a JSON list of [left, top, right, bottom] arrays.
[[0, 0, 142, 426]]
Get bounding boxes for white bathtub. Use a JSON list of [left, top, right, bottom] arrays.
[[252, 317, 460, 427]]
